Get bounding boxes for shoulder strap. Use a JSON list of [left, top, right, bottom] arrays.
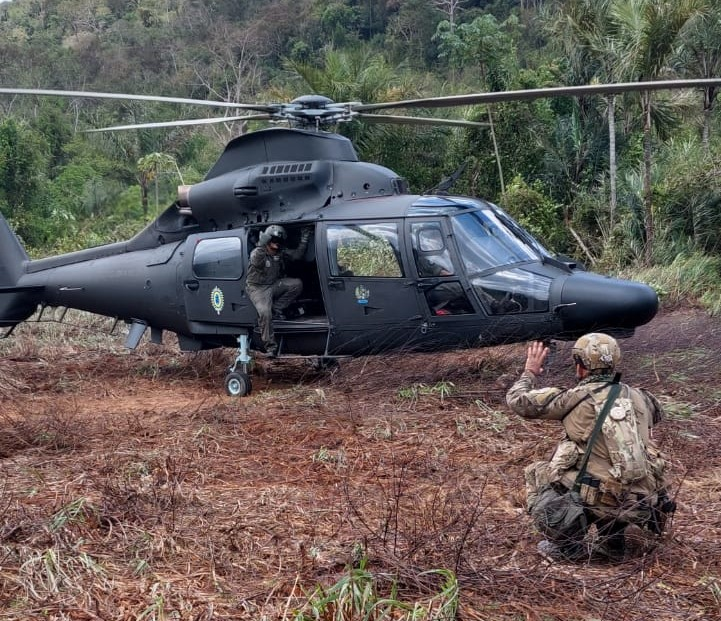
[[561, 377, 615, 419], [572, 373, 622, 492]]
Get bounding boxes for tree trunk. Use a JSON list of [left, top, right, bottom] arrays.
[[487, 107, 505, 195], [607, 95, 617, 232], [139, 177, 149, 218], [642, 91, 654, 265], [702, 87, 715, 150]]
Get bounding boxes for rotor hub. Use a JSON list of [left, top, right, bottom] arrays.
[[274, 96, 358, 128]]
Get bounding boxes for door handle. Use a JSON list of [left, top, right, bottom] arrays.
[[184, 279, 199, 291], [328, 279, 345, 290]]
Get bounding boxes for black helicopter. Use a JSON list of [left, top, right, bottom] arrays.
[[2, 80, 717, 396]]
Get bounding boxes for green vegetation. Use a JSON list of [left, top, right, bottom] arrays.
[[1, 0, 721, 302], [398, 381, 455, 403], [50, 497, 96, 532], [292, 559, 459, 620], [631, 253, 721, 315]]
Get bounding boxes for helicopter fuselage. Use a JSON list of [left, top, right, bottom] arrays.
[[0, 127, 658, 362], [2, 194, 658, 358]]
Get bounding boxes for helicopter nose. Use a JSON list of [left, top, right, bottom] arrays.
[[555, 272, 659, 335]]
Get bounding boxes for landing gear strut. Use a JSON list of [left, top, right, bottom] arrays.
[[225, 333, 253, 396]]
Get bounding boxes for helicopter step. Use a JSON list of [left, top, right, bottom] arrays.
[[271, 314, 328, 329], [252, 314, 331, 357]]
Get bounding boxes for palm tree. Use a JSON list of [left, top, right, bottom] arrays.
[[542, 0, 644, 243], [545, 0, 619, 224], [434, 14, 517, 193], [607, 0, 709, 263], [287, 45, 418, 156], [288, 46, 412, 107], [137, 153, 181, 218], [675, 5, 721, 147]]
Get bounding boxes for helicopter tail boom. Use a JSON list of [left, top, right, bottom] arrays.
[[0, 213, 41, 327]]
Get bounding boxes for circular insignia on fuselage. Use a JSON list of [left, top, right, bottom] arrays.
[[211, 286, 225, 314]]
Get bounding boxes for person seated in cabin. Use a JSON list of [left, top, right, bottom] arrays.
[[417, 254, 453, 278], [414, 253, 472, 315]]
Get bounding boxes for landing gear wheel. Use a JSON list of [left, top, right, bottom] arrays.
[[225, 371, 252, 397]]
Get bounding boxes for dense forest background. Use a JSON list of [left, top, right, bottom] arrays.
[[1, 0, 720, 309]]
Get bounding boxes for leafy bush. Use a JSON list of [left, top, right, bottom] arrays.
[[653, 137, 721, 260], [501, 175, 570, 254]]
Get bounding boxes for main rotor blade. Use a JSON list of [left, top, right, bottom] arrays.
[[84, 114, 274, 132], [354, 79, 721, 112], [357, 113, 489, 128], [0, 87, 276, 112]]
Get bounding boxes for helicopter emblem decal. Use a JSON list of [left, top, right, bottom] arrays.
[[354, 285, 370, 305], [210, 287, 225, 315]]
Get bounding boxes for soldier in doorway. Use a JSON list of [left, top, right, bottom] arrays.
[[246, 225, 311, 357]]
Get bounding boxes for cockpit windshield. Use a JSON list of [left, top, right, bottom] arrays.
[[451, 209, 539, 275]]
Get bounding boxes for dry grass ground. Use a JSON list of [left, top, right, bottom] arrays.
[[1, 306, 720, 620]]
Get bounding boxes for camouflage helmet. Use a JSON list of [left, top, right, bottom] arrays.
[[259, 224, 287, 246], [572, 332, 621, 372]]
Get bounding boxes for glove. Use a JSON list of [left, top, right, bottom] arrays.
[[301, 228, 312, 242]]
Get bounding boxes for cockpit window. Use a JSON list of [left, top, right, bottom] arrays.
[[452, 210, 538, 274], [491, 206, 553, 259], [327, 223, 403, 277]]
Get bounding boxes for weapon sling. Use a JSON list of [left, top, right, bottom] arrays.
[[572, 373, 621, 494]]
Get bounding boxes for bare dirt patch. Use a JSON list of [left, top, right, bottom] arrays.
[[1, 306, 720, 620]]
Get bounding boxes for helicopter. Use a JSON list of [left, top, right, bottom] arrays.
[[2, 79, 719, 396]]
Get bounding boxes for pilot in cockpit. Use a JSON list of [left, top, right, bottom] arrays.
[[414, 252, 473, 315]]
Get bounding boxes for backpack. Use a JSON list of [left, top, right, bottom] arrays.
[[596, 386, 649, 485]]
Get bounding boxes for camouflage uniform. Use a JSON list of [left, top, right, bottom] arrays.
[[507, 368, 668, 560], [246, 232, 309, 353]]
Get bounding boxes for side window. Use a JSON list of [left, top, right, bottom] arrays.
[[327, 223, 403, 277], [411, 222, 454, 277], [411, 222, 474, 316], [418, 225, 444, 252], [193, 237, 243, 279]]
